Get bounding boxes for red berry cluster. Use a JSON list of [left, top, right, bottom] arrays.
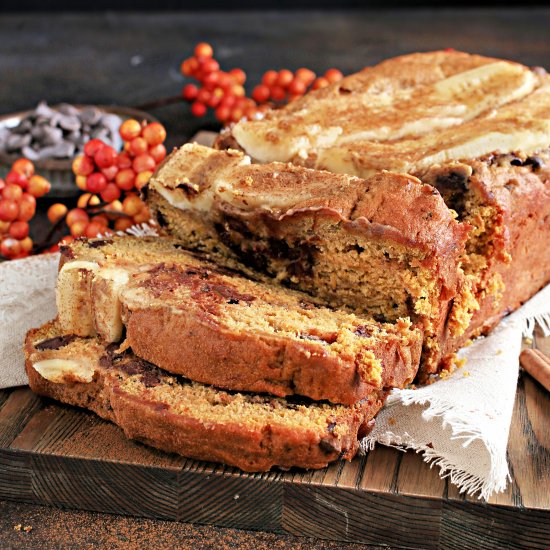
[[180, 42, 344, 125], [0, 159, 51, 259], [48, 119, 167, 244]]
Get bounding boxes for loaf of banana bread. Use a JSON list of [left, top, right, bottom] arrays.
[[56, 236, 422, 405], [26, 320, 385, 472], [149, 51, 550, 377]]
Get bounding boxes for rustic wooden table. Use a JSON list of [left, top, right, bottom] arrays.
[[1, 9, 549, 549]]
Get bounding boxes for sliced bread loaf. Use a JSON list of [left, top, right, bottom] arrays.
[[56, 236, 422, 405], [26, 320, 385, 472]]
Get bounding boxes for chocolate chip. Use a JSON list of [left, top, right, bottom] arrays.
[[141, 371, 161, 388], [510, 158, 523, 166], [36, 334, 76, 351], [524, 156, 543, 171], [87, 239, 113, 249], [227, 298, 239, 304]]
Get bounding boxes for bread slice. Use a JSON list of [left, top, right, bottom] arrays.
[[25, 320, 386, 472], [144, 143, 468, 375], [56, 236, 422, 405]]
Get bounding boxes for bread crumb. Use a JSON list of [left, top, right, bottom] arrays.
[[13, 524, 21, 532], [23, 526, 33, 533], [496, 349, 502, 355], [388, 417, 396, 426], [524, 338, 533, 345], [463, 371, 470, 377], [233, 494, 240, 500]]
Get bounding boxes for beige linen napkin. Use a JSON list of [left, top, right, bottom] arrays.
[[364, 284, 550, 500], [1, 251, 549, 500]]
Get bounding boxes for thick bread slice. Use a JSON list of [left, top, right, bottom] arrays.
[[57, 236, 422, 405], [25, 321, 386, 472]]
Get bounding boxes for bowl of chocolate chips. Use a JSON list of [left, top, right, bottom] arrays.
[[0, 102, 156, 197]]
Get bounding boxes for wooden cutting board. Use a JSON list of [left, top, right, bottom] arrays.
[[1, 330, 549, 549]]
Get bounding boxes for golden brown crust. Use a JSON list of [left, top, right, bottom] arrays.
[[25, 321, 385, 472], [123, 304, 420, 406]]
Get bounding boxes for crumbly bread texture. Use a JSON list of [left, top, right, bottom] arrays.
[[57, 236, 422, 405], [25, 320, 385, 472], [145, 143, 469, 374]]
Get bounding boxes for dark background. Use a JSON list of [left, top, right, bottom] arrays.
[[0, 1, 549, 9]]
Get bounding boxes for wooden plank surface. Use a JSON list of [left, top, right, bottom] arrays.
[[1, 334, 549, 548]]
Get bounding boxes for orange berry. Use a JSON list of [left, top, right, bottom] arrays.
[[114, 217, 134, 232], [325, 68, 344, 83], [94, 145, 117, 169], [149, 144, 167, 164], [231, 84, 245, 98], [191, 101, 207, 117], [295, 68, 316, 85], [0, 220, 10, 234], [182, 83, 199, 101], [122, 195, 144, 217], [75, 175, 88, 191], [12, 158, 34, 178], [115, 168, 136, 191], [27, 175, 51, 198], [119, 119, 142, 142], [181, 57, 199, 76], [312, 77, 330, 90], [270, 86, 286, 101], [0, 200, 19, 222], [6, 170, 28, 189], [108, 200, 123, 213], [288, 78, 307, 96], [129, 137, 148, 156], [277, 69, 294, 88], [101, 165, 119, 182], [83, 138, 105, 158], [85, 220, 105, 238], [262, 70, 278, 87], [194, 42, 213, 58], [132, 207, 151, 224], [117, 152, 133, 169], [100, 183, 121, 203], [47, 203, 68, 223], [19, 236, 33, 253], [86, 172, 108, 194], [77, 193, 100, 209], [72, 155, 95, 177], [9, 220, 29, 240], [70, 220, 88, 237], [2, 183, 23, 202], [142, 122, 166, 146], [215, 105, 231, 123], [132, 154, 156, 174], [1, 237, 21, 259], [252, 84, 270, 104], [92, 214, 109, 227], [229, 68, 246, 85], [17, 196, 36, 222], [135, 170, 153, 189], [66, 208, 89, 227], [201, 58, 219, 75]]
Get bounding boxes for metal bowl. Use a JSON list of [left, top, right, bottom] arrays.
[[0, 105, 158, 198]]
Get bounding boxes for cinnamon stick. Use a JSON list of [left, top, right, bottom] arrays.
[[520, 349, 550, 392]]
